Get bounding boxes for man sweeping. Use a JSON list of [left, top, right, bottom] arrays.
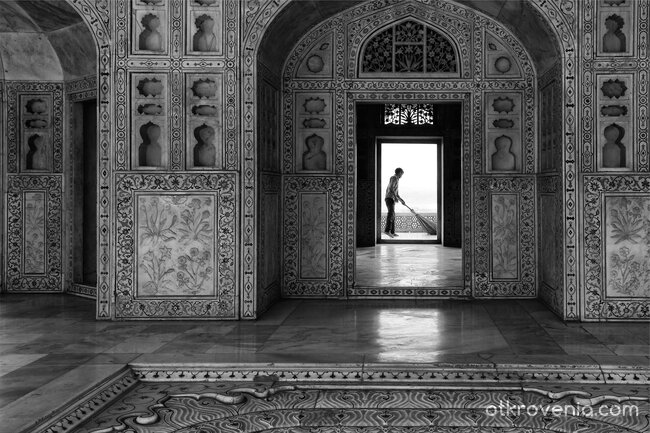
[[384, 167, 405, 238]]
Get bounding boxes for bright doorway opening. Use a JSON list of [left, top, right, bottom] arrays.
[[378, 139, 440, 243]]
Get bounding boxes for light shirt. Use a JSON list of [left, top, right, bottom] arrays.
[[385, 175, 401, 201]]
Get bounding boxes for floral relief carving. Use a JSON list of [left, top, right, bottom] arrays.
[[583, 176, 650, 320], [606, 196, 650, 298], [300, 194, 328, 279], [116, 174, 236, 318], [23, 192, 46, 274], [7, 176, 62, 291], [491, 195, 518, 279], [137, 196, 215, 297]]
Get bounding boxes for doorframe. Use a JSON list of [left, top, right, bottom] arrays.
[[66, 90, 98, 299], [376, 136, 442, 245], [348, 93, 471, 298]]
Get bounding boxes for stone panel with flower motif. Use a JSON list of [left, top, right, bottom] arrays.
[[605, 196, 650, 298], [136, 195, 216, 297]]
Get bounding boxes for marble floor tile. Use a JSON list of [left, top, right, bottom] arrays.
[[355, 244, 463, 287]]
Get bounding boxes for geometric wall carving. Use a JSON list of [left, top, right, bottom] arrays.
[[583, 175, 650, 320], [283, 176, 344, 297], [114, 173, 237, 319], [6, 176, 63, 291], [473, 176, 536, 297]]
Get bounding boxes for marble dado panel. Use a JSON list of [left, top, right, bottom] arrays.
[[6, 176, 63, 292], [583, 175, 650, 321], [115, 173, 237, 319], [473, 176, 536, 298], [283, 176, 344, 297]]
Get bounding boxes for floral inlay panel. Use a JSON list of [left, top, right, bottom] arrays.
[[605, 196, 650, 298], [491, 194, 519, 279], [583, 175, 650, 320], [136, 195, 216, 297], [473, 177, 536, 297], [6, 176, 63, 291], [115, 173, 237, 319], [299, 193, 328, 279], [23, 192, 46, 274], [283, 176, 344, 297]]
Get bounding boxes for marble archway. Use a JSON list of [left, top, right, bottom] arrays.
[[248, 0, 572, 308]]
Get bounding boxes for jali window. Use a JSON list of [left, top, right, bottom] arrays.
[[362, 20, 457, 74], [384, 104, 435, 125]]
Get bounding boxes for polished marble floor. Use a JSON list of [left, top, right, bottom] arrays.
[[0, 294, 649, 431], [355, 244, 462, 287]]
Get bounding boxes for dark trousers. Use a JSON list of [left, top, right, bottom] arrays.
[[384, 198, 396, 234]]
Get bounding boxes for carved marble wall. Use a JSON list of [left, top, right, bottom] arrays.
[[578, 0, 650, 320], [280, 0, 539, 298], [108, 0, 241, 319], [4, 82, 64, 292]]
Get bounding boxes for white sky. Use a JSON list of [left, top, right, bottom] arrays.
[[380, 142, 438, 213]]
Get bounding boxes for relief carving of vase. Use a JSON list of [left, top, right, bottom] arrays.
[[28, 135, 47, 170], [194, 124, 216, 167], [140, 123, 162, 167], [491, 135, 516, 171], [602, 124, 623, 168]]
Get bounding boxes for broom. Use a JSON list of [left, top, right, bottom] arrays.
[[402, 203, 437, 235]]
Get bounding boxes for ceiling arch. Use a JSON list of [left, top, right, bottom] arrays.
[[0, 0, 95, 80], [258, 0, 561, 77]]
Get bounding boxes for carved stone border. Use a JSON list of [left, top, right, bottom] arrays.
[[27, 367, 138, 433], [583, 175, 650, 321], [283, 176, 345, 297], [114, 173, 238, 319], [473, 176, 537, 297], [6, 175, 63, 291], [348, 287, 465, 297]]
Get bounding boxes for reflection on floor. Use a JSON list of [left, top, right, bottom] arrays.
[[355, 244, 462, 287], [0, 295, 648, 432]]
